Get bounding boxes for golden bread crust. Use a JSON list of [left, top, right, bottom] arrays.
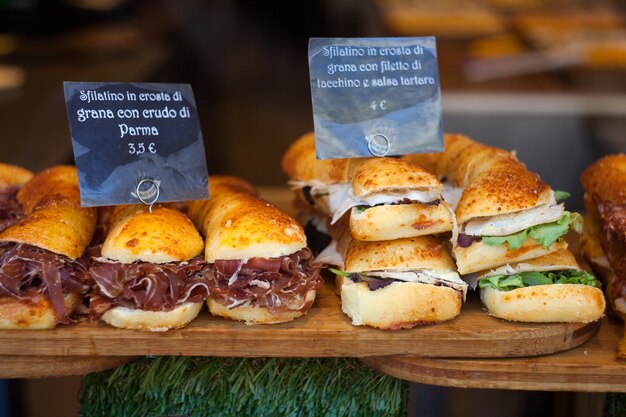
[[453, 237, 567, 275], [0, 163, 33, 189], [481, 284, 605, 323], [344, 235, 456, 273], [207, 289, 316, 324], [203, 190, 306, 262], [17, 165, 82, 214], [0, 293, 82, 330], [101, 301, 203, 331], [456, 158, 551, 224], [351, 157, 441, 197], [0, 204, 96, 259], [281, 131, 367, 183], [337, 275, 461, 329], [400, 152, 442, 175], [580, 153, 626, 205], [349, 202, 453, 241], [102, 207, 203, 263]]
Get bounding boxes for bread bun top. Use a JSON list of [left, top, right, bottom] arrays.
[[0, 204, 96, 259], [437, 133, 516, 187], [344, 235, 456, 273], [102, 207, 203, 264], [477, 249, 581, 278], [351, 157, 442, 197], [456, 158, 552, 224], [400, 152, 442, 176], [204, 190, 306, 262], [581, 153, 626, 205], [0, 163, 33, 189], [281, 132, 367, 183], [17, 166, 81, 214]]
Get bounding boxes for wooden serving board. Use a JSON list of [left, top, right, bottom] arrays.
[[0, 282, 598, 358], [362, 317, 626, 392]]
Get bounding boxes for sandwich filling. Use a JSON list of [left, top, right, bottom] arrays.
[[478, 269, 601, 291], [327, 183, 441, 224], [0, 242, 91, 323], [205, 248, 322, 313], [89, 255, 209, 320], [457, 191, 582, 249], [0, 186, 24, 233], [330, 268, 468, 299]]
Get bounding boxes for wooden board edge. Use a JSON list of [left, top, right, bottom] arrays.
[[0, 355, 137, 379]]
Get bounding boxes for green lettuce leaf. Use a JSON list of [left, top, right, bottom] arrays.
[[328, 268, 350, 277], [478, 270, 601, 291], [554, 190, 571, 202], [482, 211, 582, 250]]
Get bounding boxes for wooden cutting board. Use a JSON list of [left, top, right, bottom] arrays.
[[0, 281, 598, 358], [361, 316, 626, 392]]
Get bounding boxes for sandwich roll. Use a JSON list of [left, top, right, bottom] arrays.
[[192, 176, 322, 325], [439, 135, 581, 274], [328, 229, 467, 330], [282, 132, 367, 215], [89, 206, 208, 332], [331, 157, 454, 240], [0, 163, 33, 233], [477, 250, 605, 323], [0, 166, 96, 329], [581, 154, 626, 322]]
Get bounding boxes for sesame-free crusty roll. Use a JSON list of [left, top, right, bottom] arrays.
[[477, 249, 605, 323], [191, 176, 322, 325], [342, 157, 454, 241], [440, 136, 580, 274], [0, 166, 96, 329], [328, 230, 467, 330], [89, 205, 208, 332], [0, 163, 33, 234]]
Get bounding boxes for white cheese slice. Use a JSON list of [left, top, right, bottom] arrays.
[[372, 269, 468, 300], [314, 241, 344, 268], [463, 201, 564, 237], [442, 182, 464, 211], [327, 183, 441, 224]]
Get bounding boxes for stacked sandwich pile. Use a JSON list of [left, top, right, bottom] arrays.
[[580, 154, 626, 355], [0, 168, 322, 331], [283, 132, 606, 329], [283, 132, 468, 330]]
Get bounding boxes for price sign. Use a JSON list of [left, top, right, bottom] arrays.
[[64, 82, 209, 207], [308, 37, 443, 159]]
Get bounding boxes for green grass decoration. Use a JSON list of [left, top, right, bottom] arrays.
[[604, 393, 626, 417], [79, 356, 408, 417]]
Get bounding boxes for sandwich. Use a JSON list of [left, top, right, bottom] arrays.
[[188, 176, 322, 324], [88, 205, 208, 331], [0, 166, 96, 329], [440, 134, 580, 274], [281, 131, 367, 216], [476, 249, 605, 322], [0, 163, 33, 233], [334, 157, 454, 241], [326, 223, 467, 329], [580, 154, 626, 321]]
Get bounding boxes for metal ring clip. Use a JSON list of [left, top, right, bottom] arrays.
[[367, 133, 391, 157], [136, 178, 160, 212]]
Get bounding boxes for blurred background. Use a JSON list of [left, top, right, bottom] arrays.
[[0, 0, 625, 415]]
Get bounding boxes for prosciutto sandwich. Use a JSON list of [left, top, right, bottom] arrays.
[[441, 135, 580, 274], [580, 154, 626, 321], [0, 163, 33, 233], [325, 224, 467, 329], [189, 176, 322, 324], [89, 205, 208, 331], [0, 166, 96, 329], [477, 249, 605, 323]]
